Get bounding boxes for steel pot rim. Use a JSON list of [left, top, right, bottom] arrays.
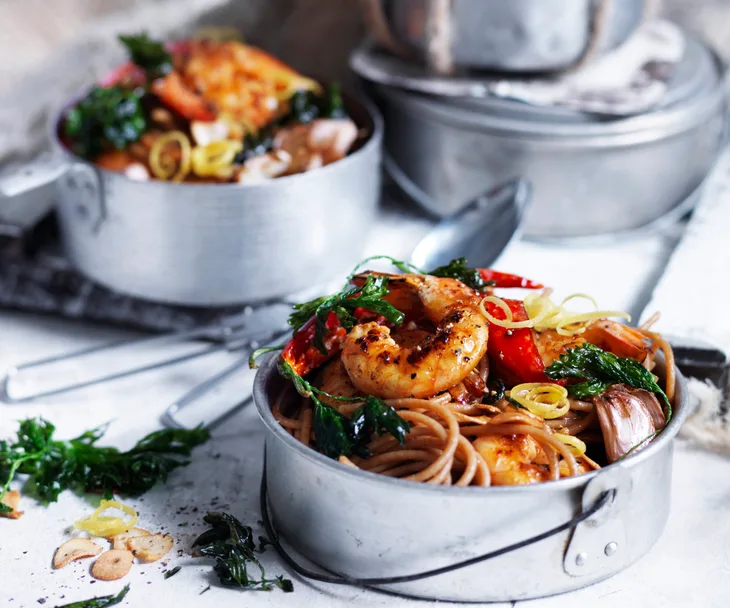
[[48, 86, 383, 193], [253, 352, 689, 496]]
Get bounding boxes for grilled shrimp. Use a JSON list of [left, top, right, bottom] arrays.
[[473, 434, 550, 485], [533, 320, 652, 368], [582, 320, 652, 362], [474, 433, 593, 485], [341, 274, 489, 399]]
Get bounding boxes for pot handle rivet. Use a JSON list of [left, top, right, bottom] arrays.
[[575, 552, 588, 567], [604, 542, 618, 556]]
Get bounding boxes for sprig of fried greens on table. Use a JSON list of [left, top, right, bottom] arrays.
[[0, 418, 209, 515]]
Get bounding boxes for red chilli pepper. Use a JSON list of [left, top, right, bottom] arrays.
[[484, 298, 549, 385], [281, 309, 387, 377], [282, 312, 345, 377], [478, 269, 543, 289]]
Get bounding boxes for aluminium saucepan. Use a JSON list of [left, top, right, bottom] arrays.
[[253, 353, 688, 602], [0, 92, 382, 307], [361, 0, 651, 73], [368, 31, 728, 239]]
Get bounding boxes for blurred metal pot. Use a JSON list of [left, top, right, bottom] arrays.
[[361, 0, 653, 73], [373, 34, 727, 238], [0, 94, 382, 306]]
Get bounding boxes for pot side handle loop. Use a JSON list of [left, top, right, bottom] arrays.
[[563, 466, 632, 577], [260, 450, 615, 587], [57, 162, 106, 234], [0, 152, 68, 236]]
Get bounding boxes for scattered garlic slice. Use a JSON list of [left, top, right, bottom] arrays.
[[53, 538, 103, 569]]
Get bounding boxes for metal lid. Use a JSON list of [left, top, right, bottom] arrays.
[[357, 33, 725, 135], [449, 34, 720, 124]]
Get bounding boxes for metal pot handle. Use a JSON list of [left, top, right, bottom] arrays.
[[359, 0, 414, 60], [0, 152, 68, 236], [563, 466, 631, 577], [359, 0, 455, 74], [259, 452, 616, 586]]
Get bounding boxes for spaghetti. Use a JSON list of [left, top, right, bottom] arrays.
[[272, 381, 605, 487]]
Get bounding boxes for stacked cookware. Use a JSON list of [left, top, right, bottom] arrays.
[[354, 0, 728, 239]]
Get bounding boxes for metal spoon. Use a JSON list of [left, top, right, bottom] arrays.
[[409, 177, 531, 270]]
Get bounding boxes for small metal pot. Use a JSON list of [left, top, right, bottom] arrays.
[[371, 34, 728, 239], [0, 94, 382, 306], [362, 0, 650, 73], [253, 354, 688, 602]]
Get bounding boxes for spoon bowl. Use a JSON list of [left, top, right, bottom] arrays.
[[410, 178, 531, 270]]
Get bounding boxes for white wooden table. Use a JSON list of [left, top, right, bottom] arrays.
[[1, 192, 729, 608]]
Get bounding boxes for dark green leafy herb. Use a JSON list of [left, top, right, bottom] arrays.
[[248, 344, 287, 369], [429, 257, 492, 292], [193, 512, 293, 592], [483, 378, 506, 405], [258, 536, 274, 552], [311, 398, 354, 458], [288, 82, 347, 123], [350, 396, 410, 450], [349, 255, 421, 276], [506, 396, 525, 410], [118, 32, 173, 80], [64, 85, 147, 160], [349, 255, 491, 291], [163, 565, 182, 579], [54, 584, 129, 607], [545, 343, 670, 418], [287, 295, 330, 334], [236, 123, 278, 163], [289, 274, 405, 355], [278, 361, 409, 459], [0, 419, 209, 509]]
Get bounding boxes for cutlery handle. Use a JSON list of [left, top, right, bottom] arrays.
[[0, 153, 68, 236]]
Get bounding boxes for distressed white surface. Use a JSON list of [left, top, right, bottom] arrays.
[[644, 147, 730, 353], [3, 169, 730, 606], [1, 283, 730, 608]]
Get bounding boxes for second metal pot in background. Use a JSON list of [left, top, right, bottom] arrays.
[[366, 33, 727, 239]]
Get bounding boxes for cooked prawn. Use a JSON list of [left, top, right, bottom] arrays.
[[341, 274, 488, 399], [582, 320, 652, 362], [473, 434, 550, 485], [532, 319, 651, 368]]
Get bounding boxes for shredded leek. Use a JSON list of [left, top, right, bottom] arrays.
[[191, 140, 243, 178], [75, 499, 138, 537], [149, 131, 192, 182], [509, 383, 571, 419], [554, 433, 587, 457], [480, 292, 630, 336]]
